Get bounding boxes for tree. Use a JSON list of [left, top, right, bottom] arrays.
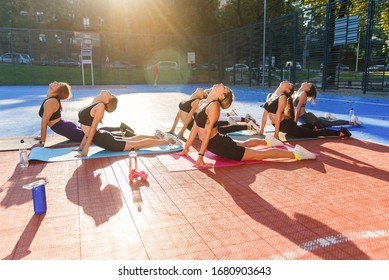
[[219, 0, 297, 31]]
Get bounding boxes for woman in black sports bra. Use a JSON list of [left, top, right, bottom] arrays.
[[180, 83, 317, 168], [169, 88, 258, 139], [293, 82, 361, 128], [37, 81, 136, 148], [75, 90, 178, 157], [169, 88, 209, 139], [259, 81, 352, 139], [38, 81, 84, 146]]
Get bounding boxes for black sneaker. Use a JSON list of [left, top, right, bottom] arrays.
[[124, 129, 136, 137], [340, 127, 352, 138], [120, 122, 135, 133]]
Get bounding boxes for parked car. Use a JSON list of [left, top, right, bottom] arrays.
[[0, 52, 31, 64], [55, 58, 80, 67], [225, 64, 249, 72], [320, 63, 350, 71], [157, 61, 179, 70], [285, 61, 302, 71], [192, 63, 218, 71], [110, 61, 135, 69], [337, 64, 350, 71], [368, 65, 386, 71], [145, 61, 179, 70]]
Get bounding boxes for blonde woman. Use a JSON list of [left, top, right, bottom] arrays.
[[180, 83, 316, 168], [75, 90, 176, 157]]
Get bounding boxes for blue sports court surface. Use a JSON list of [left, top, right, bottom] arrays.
[[0, 84, 388, 146]]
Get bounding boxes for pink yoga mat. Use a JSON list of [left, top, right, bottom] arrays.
[[156, 144, 298, 172]]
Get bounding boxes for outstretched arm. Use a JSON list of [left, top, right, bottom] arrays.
[[259, 110, 268, 135], [169, 111, 181, 134], [177, 99, 200, 138], [294, 92, 307, 123], [76, 104, 105, 157], [259, 93, 271, 135], [40, 99, 58, 146], [274, 96, 287, 140], [195, 103, 220, 167], [181, 122, 198, 156]]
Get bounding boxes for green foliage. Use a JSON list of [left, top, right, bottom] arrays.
[[219, 0, 298, 31], [0, 0, 299, 35]]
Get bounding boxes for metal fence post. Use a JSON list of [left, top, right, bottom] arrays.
[[268, 20, 273, 88], [291, 11, 299, 84], [362, 0, 375, 94], [248, 26, 253, 87], [322, 2, 333, 91]]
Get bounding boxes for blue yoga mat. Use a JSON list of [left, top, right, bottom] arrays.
[[28, 144, 183, 162]]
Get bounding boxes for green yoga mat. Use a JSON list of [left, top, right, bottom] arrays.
[[28, 144, 183, 162]]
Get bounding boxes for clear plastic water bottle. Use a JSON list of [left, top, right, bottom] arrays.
[[349, 108, 355, 121], [19, 139, 29, 168], [129, 148, 137, 172]]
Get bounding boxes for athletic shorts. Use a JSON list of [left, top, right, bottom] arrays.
[[207, 133, 245, 161], [92, 130, 126, 151]]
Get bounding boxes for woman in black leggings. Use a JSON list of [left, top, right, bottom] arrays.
[[169, 88, 258, 139], [293, 82, 361, 128], [75, 90, 177, 157], [180, 83, 317, 168], [259, 81, 351, 139]]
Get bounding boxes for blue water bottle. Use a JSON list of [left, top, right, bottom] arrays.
[[23, 180, 48, 215]]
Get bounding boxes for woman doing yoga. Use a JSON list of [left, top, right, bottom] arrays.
[[38, 81, 84, 145], [169, 88, 259, 139], [180, 83, 316, 168], [293, 82, 362, 128], [75, 90, 177, 157], [259, 81, 352, 139]]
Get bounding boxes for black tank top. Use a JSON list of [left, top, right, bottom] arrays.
[[293, 95, 306, 107], [194, 101, 218, 128], [179, 98, 199, 113], [78, 103, 100, 126], [38, 97, 61, 120], [263, 94, 286, 114]]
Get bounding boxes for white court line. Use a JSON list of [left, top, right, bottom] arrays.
[[270, 229, 389, 260], [355, 115, 389, 118]]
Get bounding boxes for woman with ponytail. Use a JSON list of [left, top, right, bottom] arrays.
[[37, 81, 136, 148], [38, 81, 84, 146], [75, 90, 177, 157], [180, 83, 318, 168], [259, 81, 352, 139], [293, 82, 362, 128]]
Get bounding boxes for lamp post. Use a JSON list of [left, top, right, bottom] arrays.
[[262, 0, 266, 88]]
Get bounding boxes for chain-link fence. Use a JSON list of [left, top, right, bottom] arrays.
[[1, 0, 388, 93], [216, 0, 388, 93]]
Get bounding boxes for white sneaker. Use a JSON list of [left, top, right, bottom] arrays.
[[155, 129, 166, 139], [293, 145, 316, 160], [324, 112, 337, 120], [265, 134, 283, 147], [248, 120, 261, 134], [227, 116, 238, 125], [167, 134, 182, 147], [351, 115, 362, 126], [245, 113, 256, 123], [228, 109, 238, 116]]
